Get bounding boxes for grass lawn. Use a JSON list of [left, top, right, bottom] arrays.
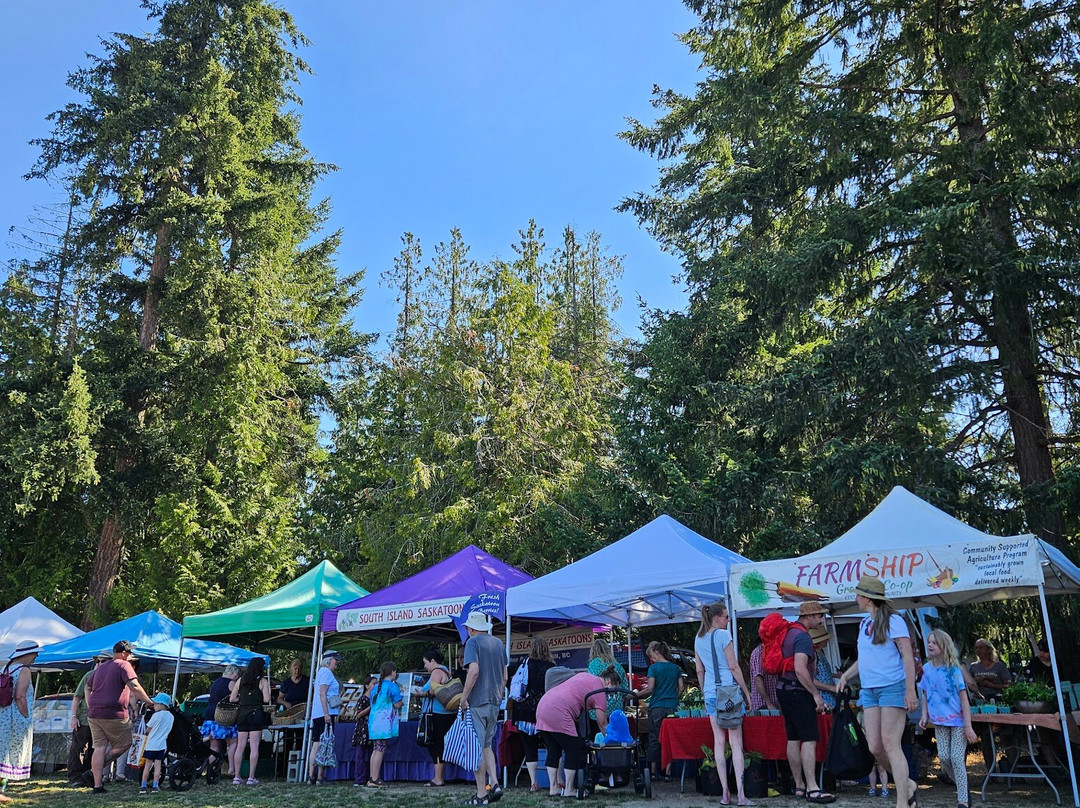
[[6, 773, 1070, 808]]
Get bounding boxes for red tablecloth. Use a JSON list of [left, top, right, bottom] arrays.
[[660, 714, 833, 769]]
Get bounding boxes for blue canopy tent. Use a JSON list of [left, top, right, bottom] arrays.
[[506, 515, 752, 675], [35, 610, 267, 673]]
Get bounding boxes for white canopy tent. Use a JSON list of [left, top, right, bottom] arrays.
[[729, 486, 1080, 805], [506, 515, 751, 674], [0, 597, 82, 663]]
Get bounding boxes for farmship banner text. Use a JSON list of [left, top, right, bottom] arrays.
[[730, 537, 1041, 613]]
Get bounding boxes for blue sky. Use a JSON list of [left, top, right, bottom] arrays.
[[1, 1, 699, 341]]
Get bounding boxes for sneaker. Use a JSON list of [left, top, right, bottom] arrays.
[[93, 787, 108, 794], [880, 787, 890, 798], [232, 777, 244, 785], [246, 778, 259, 786], [140, 786, 148, 795], [868, 787, 878, 797], [151, 785, 161, 795]]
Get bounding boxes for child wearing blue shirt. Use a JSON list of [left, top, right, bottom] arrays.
[[918, 630, 978, 808]]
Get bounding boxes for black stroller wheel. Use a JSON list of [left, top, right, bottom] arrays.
[[169, 758, 197, 791], [577, 768, 587, 800], [205, 757, 221, 785], [643, 768, 652, 799]]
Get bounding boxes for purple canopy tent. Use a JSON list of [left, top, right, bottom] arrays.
[[323, 545, 545, 643]]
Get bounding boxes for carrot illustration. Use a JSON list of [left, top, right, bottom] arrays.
[[776, 581, 827, 602]]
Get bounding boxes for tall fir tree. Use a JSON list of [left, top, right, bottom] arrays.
[[310, 225, 625, 587], [619, 0, 1080, 556], [7, 0, 364, 624]]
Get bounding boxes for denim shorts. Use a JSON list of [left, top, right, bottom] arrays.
[[859, 679, 907, 709]]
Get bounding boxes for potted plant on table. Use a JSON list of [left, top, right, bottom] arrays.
[[1002, 681, 1056, 714], [680, 687, 704, 718]]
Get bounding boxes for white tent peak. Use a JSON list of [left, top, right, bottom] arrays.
[[0, 596, 83, 661], [809, 485, 1028, 557]]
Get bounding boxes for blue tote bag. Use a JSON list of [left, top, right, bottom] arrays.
[[442, 708, 482, 772]]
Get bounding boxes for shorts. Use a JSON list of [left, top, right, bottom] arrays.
[[372, 739, 390, 751], [236, 707, 266, 733], [312, 716, 337, 737], [859, 679, 907, 710], [777, 688, 819, 742], [470, 703, 500, 747], [428, 712, 456, 763], [142, 749, 166, 761], [88, 717, 132, 750], [541, 730, 586, 770], [200, 720, 238, 740]]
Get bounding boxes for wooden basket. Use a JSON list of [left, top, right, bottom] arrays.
[[272, 703, 307, 725]]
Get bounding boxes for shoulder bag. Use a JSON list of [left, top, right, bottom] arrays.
[[710, 630, 745, 727], [431, 678, 463, 710], [214, 699, 239, 728]]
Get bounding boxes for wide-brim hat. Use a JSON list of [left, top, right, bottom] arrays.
[[9, 641, 40, 660], [799, 601, 827, 617], [808, 625, 832, 645], [463, 611, 493, 633], [854, 574, 887, 600], [152, 693, 172, 706]]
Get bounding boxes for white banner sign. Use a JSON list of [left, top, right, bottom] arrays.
[[730, 537, 1041, 612], [335, 596, 469, 632]]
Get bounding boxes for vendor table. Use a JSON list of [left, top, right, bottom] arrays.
[[313, 719, 499, 783], [661, 714, 832, 793], [974, 712, 1064, 805]]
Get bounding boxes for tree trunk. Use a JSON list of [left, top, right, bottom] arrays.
[[937, 17, 1063, 541], [83, 223, 172, 622]]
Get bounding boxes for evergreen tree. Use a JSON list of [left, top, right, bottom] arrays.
[[620, 0, 1080, 554], [9, 0, 363, 624], [311, 226, 624, 587]]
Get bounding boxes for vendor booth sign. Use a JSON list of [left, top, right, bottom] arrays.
[[453, 591, 506, 641], [335, 597, 469, 632], [508, 628, 595, 670], [731, 537, 1042, 612]]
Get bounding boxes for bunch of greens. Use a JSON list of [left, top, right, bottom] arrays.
[[1001, 681, 1055, 705]]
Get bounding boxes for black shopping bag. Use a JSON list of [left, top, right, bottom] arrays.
[[824, 687, 874, 781]]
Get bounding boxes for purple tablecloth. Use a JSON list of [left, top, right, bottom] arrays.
[[323, 719, 500, 782]]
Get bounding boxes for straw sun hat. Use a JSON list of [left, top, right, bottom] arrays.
[[853, 574, 887, 600]]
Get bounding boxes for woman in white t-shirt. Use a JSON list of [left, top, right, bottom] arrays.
[[837, 575, 918, 808], [694, 601, 753, 806], [307, 650, 342, 784]]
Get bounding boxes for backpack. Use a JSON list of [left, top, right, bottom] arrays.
[[759, 613, 807, 676], [0, 665, 20, 708], [509, 658, 530, 702]]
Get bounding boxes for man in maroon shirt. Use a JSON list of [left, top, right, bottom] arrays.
[[85, 640, 151, 793]]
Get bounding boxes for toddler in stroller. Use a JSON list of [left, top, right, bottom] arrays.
[[161, 706, 223, 790], [574, 686, 652, 799], [536, 666, 652, 800]]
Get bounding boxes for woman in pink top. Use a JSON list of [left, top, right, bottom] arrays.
[[536, 667, 620, 798]]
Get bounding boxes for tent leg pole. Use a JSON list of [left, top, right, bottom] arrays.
[[170, 637, 184, 703], [1038, 583, 1078, 807], [728, 595, 738, 660], [299, 630, 321, 783], [503, 616, 511, 789]]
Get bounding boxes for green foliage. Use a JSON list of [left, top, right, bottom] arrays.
[[2, 0, 366, 623], [309, 223, 626, 586], [618, 0, 1080, 564], [1001, 681, 1055, 707]]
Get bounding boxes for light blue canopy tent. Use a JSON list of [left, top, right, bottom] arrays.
[[506, 514, 751, 627], [506, 515, 752, 676], [35, 610, 267, 673]]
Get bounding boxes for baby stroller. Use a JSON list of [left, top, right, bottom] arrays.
[[162, 707, 222, 791], [575, 687, 652, 799]]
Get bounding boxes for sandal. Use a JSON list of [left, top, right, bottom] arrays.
[[464, 796, 490, 806], [908, 780, 919, 808], [794, 788, 807, 799], [806, 790, 837, 804], [426, 781, 446, 787], [530, 784, 541, 793], [487, 784, 504, 802]]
